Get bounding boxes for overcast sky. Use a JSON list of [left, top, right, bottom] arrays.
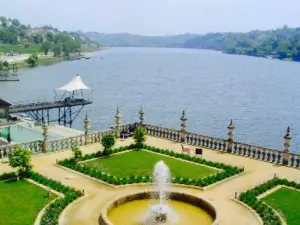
[[1, 0, 300, 35]]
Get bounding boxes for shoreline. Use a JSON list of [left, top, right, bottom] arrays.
[[2, 47, 104, 71]]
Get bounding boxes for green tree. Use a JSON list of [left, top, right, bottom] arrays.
[[3, 61, 9, 68], [33, 34, 43, 44], [41, 41, 52, 56], [11, 18, 20, 27], [46, 32, 54, 42], [53, 44, 62, 57], [8, 146, 32, 173], [101, 134, 115, 156], [133, 126, 147, 148], [26, 54, 38, 67], [0, 61, 3, 71]]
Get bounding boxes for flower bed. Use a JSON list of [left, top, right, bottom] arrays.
[[0, 171, 83, 225], [58, 144, 244, 187], [239, 178, 300, 225]]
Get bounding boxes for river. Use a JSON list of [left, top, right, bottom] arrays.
[[1, 47, 300, 152]]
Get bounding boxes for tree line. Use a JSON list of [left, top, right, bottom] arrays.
[[183, 26, 300, 61], [0, 16, 91, 57]]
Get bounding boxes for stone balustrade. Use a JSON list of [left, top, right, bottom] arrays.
[[142, 123, 300, 169], [1, 122, 300, 170]]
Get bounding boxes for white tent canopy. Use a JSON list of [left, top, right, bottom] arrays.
[[57, 75, 90, 92]]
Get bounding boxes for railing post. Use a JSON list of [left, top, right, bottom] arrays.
[[42, 119, 48, 153], [180, 110, 187, 142], [227, 119, 235, 153], [115, 107, 121, 138], [84, 114, 90, 145], [139, 105, 144, 125], [283, 126, 292, 165]]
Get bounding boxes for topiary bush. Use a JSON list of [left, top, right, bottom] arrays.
[[71, 146, 82, 160], [133, 126, 147, 148], [101, 134, 116, 156]]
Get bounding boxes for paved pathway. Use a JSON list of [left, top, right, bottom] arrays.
[[1, 137, 300, 225]]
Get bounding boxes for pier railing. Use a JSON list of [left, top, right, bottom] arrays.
[[1, 122, 300, 169]]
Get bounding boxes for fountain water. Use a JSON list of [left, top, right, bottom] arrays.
[[106, 160, 215, 225], [146, 160, 176, 224]]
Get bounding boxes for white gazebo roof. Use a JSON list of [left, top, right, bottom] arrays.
[[57, 75, 90, 92]]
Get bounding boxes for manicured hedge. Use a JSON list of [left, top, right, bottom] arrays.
[[0, 171, 83, 225], [239, 178, 300, 225], [58, 144, 244, 187], [29, 172, 83, 225], [0, 172, 17, 181]]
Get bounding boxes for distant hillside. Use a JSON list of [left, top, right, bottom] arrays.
[[83, 32, 199, 47], [0, 16, 98, 55], [183, 26, 300, 61]]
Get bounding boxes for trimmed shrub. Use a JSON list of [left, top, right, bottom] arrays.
[[101, 134, 115, 156], [133, 126, 147, 148]]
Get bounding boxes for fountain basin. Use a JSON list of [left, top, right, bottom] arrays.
[[99, 191, 217, 225]]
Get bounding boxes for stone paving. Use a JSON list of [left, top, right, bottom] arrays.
[[1, 136, 300, 225]]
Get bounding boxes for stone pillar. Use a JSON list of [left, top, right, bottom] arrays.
[[42, 119, 48, 153], [115, 107, 121, 138], [180, 110, 187, 142], [283, 126, 292, 165], [227, 119, 235, 153], [83, 114, 90, 145], [139, 105, 144, 125]]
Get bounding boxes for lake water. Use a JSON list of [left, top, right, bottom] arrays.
[[1, 47, 300, 152]]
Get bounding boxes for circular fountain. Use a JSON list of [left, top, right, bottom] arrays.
[[100, 161, 217, 225]]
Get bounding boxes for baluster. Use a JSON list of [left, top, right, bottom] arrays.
[[256, 148, 261, 159], [267, 151, 271, 162], [233, 143, 237, 154], [222, 141, 227, 151], [246, 146, 251, 157], [212, 140, 216, 149], [290, 155, 295, 167], [238, 146, 242, 155], [271, 152, 276, 163], [277, 152, 282, 164], [296, 157, 300, 168], [261, 149, 266, 160]]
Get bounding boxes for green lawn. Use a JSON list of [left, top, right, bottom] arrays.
[[83, 150, 217, 179], [0, 44, 42, 54], [262, 187, 300, 225], [0, 179, 56, 225]]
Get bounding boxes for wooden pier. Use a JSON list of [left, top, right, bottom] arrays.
[[8, 99, 93, 127]]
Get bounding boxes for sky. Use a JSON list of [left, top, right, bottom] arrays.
[[1, 0, 300, 35]]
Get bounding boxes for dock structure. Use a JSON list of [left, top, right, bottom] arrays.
[[9, 99, 92, 127], [3, 75, 93, 127]]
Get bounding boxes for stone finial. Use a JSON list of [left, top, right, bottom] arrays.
[[227, 119, 235, 130], [115, 107, 121, 119], [283, 126, 292, 165], [284, 126, 292, 140], [139, 105, 144, 125], [227, 119, 235, 153], [180, 110, 187, 132]]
